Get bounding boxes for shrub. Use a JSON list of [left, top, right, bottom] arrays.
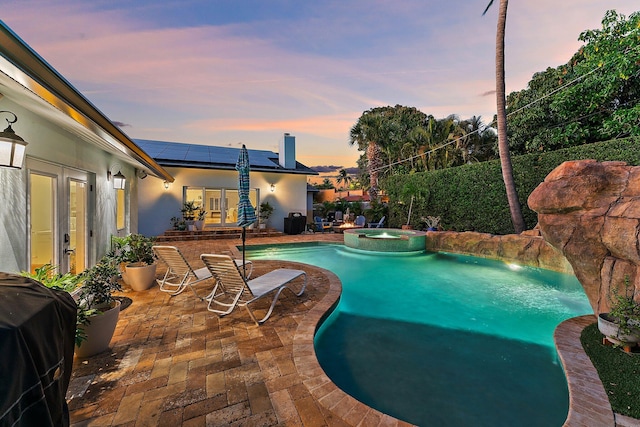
[[383, 137, 640, 234]]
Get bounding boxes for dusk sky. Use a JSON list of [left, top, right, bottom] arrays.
[[2, 1, 636, 172]]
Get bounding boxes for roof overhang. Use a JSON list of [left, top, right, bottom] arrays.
[[155, 160, 318, 175], [0, 22, 174, 182]]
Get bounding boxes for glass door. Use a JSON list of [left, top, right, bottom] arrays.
[[66, 171, 88, 274], [29, 172, 56, 273], [27, 159, 91, 274], [205, 189, 222, 226], [224, 190, 239, 225]]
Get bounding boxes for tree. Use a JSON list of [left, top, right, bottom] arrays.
[[315, 178, 335, 190], [336, 169, 353, 190], [349, 109, 387, 200], [483, 0, 525, 233], [350, 106, 440, 198], [505, 11, 640, 154]]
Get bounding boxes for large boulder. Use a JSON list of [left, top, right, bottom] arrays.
[[528, 159, 640, 314]]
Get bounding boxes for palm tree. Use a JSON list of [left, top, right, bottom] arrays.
[[483, 0, 525, 233], [349, 112, 386, 200], [336, 169, 353, 190]]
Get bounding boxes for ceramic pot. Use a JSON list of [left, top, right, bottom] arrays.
[[125, 263, 157, 291], [75, 299, 121, 358], [597, 312, 640, 346]]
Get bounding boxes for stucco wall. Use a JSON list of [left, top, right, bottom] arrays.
[[137, 166, 309, 236], [0, 100, 134, 272]]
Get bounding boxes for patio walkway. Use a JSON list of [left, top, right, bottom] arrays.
[[65, 233, 622, 426]]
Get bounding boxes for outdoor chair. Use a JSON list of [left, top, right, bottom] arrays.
[[200, 254, 307, 325], [314, 216, 333, 233], [354, 215, 366, 227], [368, 216, 386, 228], [153, 245, 252, 298]]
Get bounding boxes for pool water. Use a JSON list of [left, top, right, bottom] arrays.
[[246, 243, 593, 426]]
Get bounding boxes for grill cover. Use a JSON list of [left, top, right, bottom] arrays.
[[284, 213, 306, 235], [0, 273, 77, 427]]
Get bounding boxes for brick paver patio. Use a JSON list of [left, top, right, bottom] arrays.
[[65, 233, 620, 426]]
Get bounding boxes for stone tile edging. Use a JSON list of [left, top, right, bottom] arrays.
[[292, 273, 622, 427], [292, 266, 415, 426], [554, 315, 614, 426]]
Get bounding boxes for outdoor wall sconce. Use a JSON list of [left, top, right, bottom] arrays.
[[270, 183, 275, 192], [0, 110, 28, 169], [107, 165, 126, 190]]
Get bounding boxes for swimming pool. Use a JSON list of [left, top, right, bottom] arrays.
[[246, 243, 593, 426]]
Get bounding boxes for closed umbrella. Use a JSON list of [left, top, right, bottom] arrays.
[[236, 144, 256, 278]]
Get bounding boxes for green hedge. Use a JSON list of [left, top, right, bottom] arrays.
[[383, 137, 640, 234]]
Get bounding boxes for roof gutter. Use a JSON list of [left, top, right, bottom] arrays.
[[0, 22, 174, 182]]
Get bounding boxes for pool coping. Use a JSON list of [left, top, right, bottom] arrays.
[[294, 284, 627, 426], [292, 266, 415, 426]]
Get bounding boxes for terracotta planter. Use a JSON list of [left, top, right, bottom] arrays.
[[401, 225, 413, 230], [125, 263, 157, 291], [75, 300, 121, 358], [597, 312, 640, 348]]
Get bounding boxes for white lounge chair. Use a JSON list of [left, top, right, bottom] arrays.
[[368, 216, 386, 228], [153, 245, 252, 298], [200, 254, 307, 325]]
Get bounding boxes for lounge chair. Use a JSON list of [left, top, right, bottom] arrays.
[[368, 216, 386, 228], [200, 254, 307, 325], [354, 215, 366, 227], [314, 216, 333, 233], [153, 245, 252, 298]]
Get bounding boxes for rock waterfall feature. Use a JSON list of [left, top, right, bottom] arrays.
[[528, 159, 640, 314]]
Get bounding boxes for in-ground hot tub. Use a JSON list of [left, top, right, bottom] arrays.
[[343, 228, 426, 252]]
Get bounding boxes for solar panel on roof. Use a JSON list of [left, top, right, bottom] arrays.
[[133, 138, 317, 175]]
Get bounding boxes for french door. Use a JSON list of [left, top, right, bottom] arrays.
[[27, 159, 92, 274]]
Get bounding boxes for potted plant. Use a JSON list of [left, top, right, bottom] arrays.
[[181, 200, 198, 230], [259, 201, 274, 229], [170, 216, 187, 231], [110, 234, 157, 291], [21, 263, 85, 343], [23, 258, 123, 357], [194, 208, 207, 231], [74, 256, 123, 358], [597, 276, 640, 352], [422, 216, 441, 231]]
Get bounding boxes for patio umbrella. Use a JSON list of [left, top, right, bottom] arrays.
[[236, 144, 257, 279]]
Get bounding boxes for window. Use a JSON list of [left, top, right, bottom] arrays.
[[116, 188, 125, 230]]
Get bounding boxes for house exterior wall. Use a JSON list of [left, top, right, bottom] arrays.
[[137, 166, 309, 236], [0, 100, 136, 273]]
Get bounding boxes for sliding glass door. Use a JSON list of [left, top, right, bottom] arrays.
[[187, 187, 258, 227]]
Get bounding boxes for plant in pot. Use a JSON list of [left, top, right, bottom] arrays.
[[123, 234, 157, 292], [22, 259, 122, 357], [170, 216, 187, 231], [194, 208, 207, 231], [181, 200, 198, 230], [421, 216, 441, 231], [74, 256, 123, 358], [21, 263, 85, 343], [110, 234, 157, 291], [259, 201, 274, 229], [597, 276, 640, 352]]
